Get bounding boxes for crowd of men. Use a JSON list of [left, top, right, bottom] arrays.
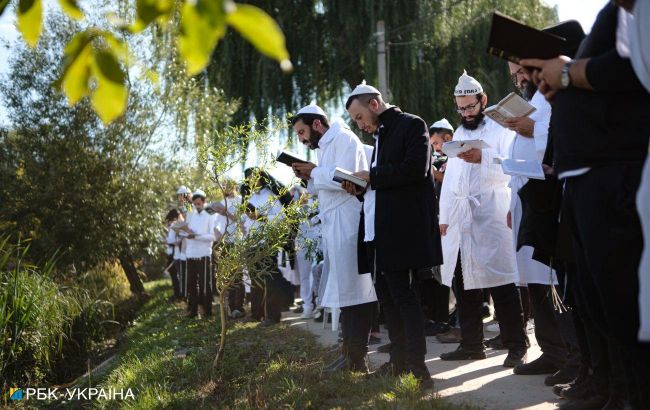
[[162, 1, 649, 409]]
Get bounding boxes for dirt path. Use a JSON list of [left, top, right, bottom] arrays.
[[284, 312, 560, 410]]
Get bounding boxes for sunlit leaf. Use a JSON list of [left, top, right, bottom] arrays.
[[178, 0, 226, 75], [58, 0, 83, 20], [0, 0, 11, 16], [134, 0, 174, 28], [90, 47, 128, 123], [226, 4, 292, 72], [17, 0, 42, 48], [62, 45, 92, 105]]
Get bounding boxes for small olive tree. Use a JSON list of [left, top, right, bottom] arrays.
[[200, 119, 306, 367]]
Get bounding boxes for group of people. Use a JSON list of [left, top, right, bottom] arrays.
[[161, 1, 650, 409]]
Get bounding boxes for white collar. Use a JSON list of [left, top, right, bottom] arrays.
[[319, 118, 349, 148]]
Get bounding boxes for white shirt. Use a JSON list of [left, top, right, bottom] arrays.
[[165, 227, 175, 256], [184, 207, 217, 259]]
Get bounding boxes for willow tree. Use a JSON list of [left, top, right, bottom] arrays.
[[208, 0, 558, 126]]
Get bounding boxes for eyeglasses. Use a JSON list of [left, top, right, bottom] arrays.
[[456, 101, 480, 114]]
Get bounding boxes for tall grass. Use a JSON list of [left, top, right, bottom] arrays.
[[0, 238, 134, 387]]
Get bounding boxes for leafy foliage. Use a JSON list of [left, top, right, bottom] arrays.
[[208, 0, 558, 125], [2, 0, 292, 123]]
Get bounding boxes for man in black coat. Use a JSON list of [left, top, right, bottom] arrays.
[[343, 81, 443, 389]]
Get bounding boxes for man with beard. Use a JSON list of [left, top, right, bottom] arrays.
[[291, 103, 377, 372], [505, 62, 569, 377], [438, 71, 528, 368], [343, 81, 442, 390]]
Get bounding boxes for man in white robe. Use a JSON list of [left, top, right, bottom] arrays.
[[291, 104, 377, 372], [438, 71, 528, 368]]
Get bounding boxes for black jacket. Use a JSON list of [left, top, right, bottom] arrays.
[[360, 107, 443, 272]]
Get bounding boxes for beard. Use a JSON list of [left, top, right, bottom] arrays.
[[306, 128, 324, 150], [461, 108, 486, 131], [520, 79, 538, 101]]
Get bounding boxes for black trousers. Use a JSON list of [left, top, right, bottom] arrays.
[[228, 274, 245, 312], [528, 284, 568, 366], [370, 301, 380, 333], [564, 165, 650, 408], [168, 255, 181, 299], [250, 281, 264, 321], [454, 253, 527, 352], [340, 302, 373, 367], [187, 256, 213, 316], [175, 259, 187, 299], [375, 269, 429, 377], [420, 278, 450, 323]]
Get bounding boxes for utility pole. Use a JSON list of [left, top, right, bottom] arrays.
[[376, 20, 388, 97]]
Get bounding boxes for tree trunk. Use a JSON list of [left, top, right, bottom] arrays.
[[213, 291, 228, 368], [119, 254, 145, 294]]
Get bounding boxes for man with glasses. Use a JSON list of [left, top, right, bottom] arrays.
[[438, 71, 528, 368]]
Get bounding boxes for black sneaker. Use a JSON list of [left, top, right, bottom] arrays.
[[513, 355, 558, 375], [440, 346, 487, 361], [424, 320, 450, 336], [503, 349, 527, 368], [561, 378, 595, 400], [544, 366, 579, 386]]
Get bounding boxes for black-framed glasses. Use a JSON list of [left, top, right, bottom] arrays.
[[456, 101, 480, 114]]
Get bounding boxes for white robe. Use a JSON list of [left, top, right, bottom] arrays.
[[439, 118, 517, 290], [307, 119, 377, 308], [508, 91, 557, 285]]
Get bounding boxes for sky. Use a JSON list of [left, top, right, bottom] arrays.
[[0, 0, 608, 182]]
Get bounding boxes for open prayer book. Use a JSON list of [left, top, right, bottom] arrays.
[[171, 221, 194, 234], [442, 139, 491, 158], [484, 92, 536, 127], [276, 150, 310, 167], [493, 157, 545, 180], [332, 167, 368, 189], [204, 201, 226, 216]]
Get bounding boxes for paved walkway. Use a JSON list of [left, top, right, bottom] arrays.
[[283, 312, 561, 410]]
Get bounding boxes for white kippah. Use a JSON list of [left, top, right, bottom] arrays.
[[176, 185, 189, 195], [454, 70, 484, 96], [349, 80, 381, 98], [297, 102, 327, 117], [430, 118, 454, 133], [192, 189, 206, 198]]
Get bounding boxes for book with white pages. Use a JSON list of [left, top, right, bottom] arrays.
[[442, 139, 491, 158], [484, 92, 536, 128], [332, 167, 368, 189], [171, 221, 194, 234], [497, 158, 545, 180]]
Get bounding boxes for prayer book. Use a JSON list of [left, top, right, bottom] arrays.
[[487, 12, 569, 63], [442, 139, 491, 158], [484, 92, 536, 127], [171, 221, 192, 233], [494, 157, 545, 180], [332, 167, 368, 189], [204, 201, 226, 216], [276, 150, 309, 167]]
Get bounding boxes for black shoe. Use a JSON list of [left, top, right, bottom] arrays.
[[561, 378, 595, 400], [544, 366, 579, 386], [503, 349, 527, 368], [513, 356, 558, 375], [293, 306, 304, 314], [440, 346, 487, 361], [424, 320, 450, 336], [368, 335, 382, 345], [484, 334, 505, 350], [376, 342, 391, 353], [558, 394, 608, 410], [366, 362, 401, 379], [258, 319, 278, 327]]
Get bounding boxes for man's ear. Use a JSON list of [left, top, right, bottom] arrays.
[[312, 119, 321, 130], [369, 98, 379, 112], [480, 94, 488, 107]]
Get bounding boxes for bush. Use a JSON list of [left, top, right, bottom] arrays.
[[0, 239, 137, 387]]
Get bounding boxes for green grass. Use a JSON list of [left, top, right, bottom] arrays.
[[73, 280, 475, 409]]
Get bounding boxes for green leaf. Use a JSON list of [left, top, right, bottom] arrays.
[[135, 0, 174, 27], [62, 45, 92, 105], [17, 0, 42, 48], [178, 0, 226, 75], [0, 0, 11, 16], [90, 47, 128, 123], [226, 4, 292, 72], [58, 0, 83, 20]]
